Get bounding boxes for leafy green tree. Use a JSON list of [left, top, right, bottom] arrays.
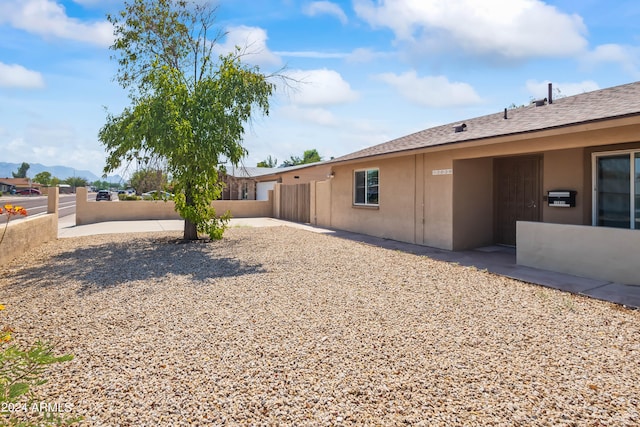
[[130, 168, 168, 194], [100, 0, 274, 240], [11, 162, 29, 178], [302, 149, 322, 164], [33, 171, 52, 186], [64, 177, 89, 189], [281, 156, 301, 167], [281, 149, 323, 167], [50, 177, 61, 187], [257, 155, 278, 168], [92, 180, 107, 190]]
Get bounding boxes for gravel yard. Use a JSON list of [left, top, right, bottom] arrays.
[[1, 226, 639, 426]]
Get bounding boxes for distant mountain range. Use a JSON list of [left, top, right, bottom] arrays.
[[0, 162, 123, 184]]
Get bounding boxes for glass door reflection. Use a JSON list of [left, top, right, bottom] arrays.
[[597, 154, 630, 228]]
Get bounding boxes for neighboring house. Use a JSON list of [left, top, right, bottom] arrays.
[[316, 81, 640, 285], [220, 166, 269, 200], [0, 180, 14, 194], [221, 162, 331, 200], [0, 178, 41, 193]]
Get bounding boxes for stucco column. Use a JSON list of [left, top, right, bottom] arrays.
[[76, 187, 87, 225], [273, 183, 281, 218], [47, 186, 59, 214]]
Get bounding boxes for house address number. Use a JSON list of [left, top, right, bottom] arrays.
[[432, 169, 453, 175]]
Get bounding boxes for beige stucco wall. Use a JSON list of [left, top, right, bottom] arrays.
[[330, 157, 417, 243], [422, 153, 454, 249], [541, 148, 586, 225], [0, 188, 58, 265], [277, 164, 331, 185], [0, 215, 58, 265], [76, 187, 272, 226], [517, 221, 640, 285], [213, 199, 273, 218], [452, 157, 494, 250], [313, 180, 332, 227]]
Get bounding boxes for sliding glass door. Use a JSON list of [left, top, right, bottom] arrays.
[[594, 150, 639, 229]]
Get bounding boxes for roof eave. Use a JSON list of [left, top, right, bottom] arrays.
[[328, 112, 640, 166]]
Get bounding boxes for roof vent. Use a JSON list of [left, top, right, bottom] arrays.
[[453, 123, 467, 133], [533, 98, 547, 107]]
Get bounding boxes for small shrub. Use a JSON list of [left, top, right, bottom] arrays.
[[1, 305, 81, 425], [118, 194, 139, 201]]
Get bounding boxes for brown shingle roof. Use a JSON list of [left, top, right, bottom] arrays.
[[331, 81, 640, 163]]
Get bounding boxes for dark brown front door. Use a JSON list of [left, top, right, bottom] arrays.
[[494, 155, 542, 246]]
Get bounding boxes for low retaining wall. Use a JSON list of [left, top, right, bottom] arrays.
[[75, 187, 273, 226], [517, 221, 640, 285], [0, 188, 58, 265], [211, 199, 273, 219]]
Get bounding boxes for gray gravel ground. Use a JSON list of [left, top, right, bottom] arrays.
[[1, 227, 639, 426]]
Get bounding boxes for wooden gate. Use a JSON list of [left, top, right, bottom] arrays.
[[279, 183, 310, 223]]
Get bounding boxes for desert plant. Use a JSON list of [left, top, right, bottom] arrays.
[[0, 309, 81, 426], [0, 205, 27, 246]]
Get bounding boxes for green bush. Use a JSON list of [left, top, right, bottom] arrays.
[[118, 194, 139, 201]]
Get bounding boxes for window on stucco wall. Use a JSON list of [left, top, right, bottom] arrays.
[[354, 168, 379, 206], [241, 182, 249, 200]]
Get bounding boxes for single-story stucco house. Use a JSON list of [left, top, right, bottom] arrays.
[[221, 162, 330, 200], [311, 81, 640, 285], [0, 178, 41, 194]]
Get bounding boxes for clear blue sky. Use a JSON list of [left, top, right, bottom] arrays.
[[1, 0, 639, 177]]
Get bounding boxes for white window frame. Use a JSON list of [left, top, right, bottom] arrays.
[[591, 149, 638, 229], [353, 168, 379, 206]]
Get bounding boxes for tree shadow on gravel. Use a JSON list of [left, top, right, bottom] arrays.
[[3, 236, 265, 295]]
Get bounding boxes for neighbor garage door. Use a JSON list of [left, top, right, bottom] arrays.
[[257, 181, 277, 201]]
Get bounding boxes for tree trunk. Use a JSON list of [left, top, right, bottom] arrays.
[[183, 181, 198, 240], [183, 219, 198, 240]]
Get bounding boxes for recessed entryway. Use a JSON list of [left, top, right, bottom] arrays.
[[494, 155, 542, 246]]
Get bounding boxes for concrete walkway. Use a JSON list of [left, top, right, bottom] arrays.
[[58, 215, 640, 309]]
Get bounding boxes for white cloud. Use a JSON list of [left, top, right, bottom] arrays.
[[0, 0, 113, 47], [581, 44, 640, 78], [281, 69, 359, 107], [216, 25, 282, 69], [2, 123, 107, 176], [303, 1, 348, 25], [374, 71, 482, 107], [71, 0, 116, 5], [275, 50, 348, 59], [274, 47, 394, 62], [345, 48, 394, 63], [0, 63, 45, 89], [280, 105, 341, 127], [353, 0, 587, 60], [525, 79, 600, 99]]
